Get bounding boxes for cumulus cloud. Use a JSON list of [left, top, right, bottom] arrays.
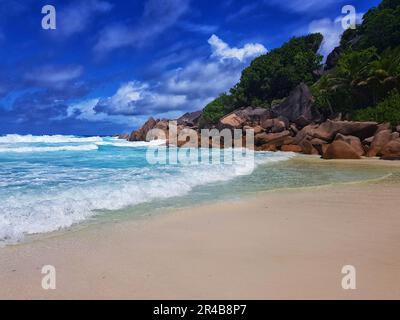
[[208, 34, 267, 62], [94, 0, 189, 54], [94, 82, 187, 116], [87, 35, 267, 119], [66, 97, 161, 128]]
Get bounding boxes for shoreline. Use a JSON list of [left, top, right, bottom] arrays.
[[7, 155, 400, 248], [1, 160, 400, 299]]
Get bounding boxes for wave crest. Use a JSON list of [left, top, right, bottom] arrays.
[[0, 134, 102, 144]]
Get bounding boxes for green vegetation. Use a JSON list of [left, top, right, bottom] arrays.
[[202, 34, 323, 125], [202, 93, 235, 124], [201, 0, 400, 126], [313, 0, 400, 120], [230, 33, 323, 107], [355, 91, 400, 125]]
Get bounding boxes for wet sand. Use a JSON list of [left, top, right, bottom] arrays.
[[1, 171, 400, 299]]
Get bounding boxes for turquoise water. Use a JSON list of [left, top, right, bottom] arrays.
[[0, 134, 396, 245]]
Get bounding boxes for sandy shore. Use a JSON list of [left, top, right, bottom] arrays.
[[1, 168, 400, 299]]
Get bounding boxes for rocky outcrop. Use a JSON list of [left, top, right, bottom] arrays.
[[261, 118, 286, 133], [311, 120, 378, 141], [244, 125, 263, 135], [381, 139, 400, 160], [322, 140, 362, 160], [298, 140, 317, 155], [255, 131, 291, 147], [219, 107, 270, 129], [271, 83, 319, 127], [367, 129, 392, 157], [117, 133, 130, 140], [123, 109, 400, 162], [335, 134, 365, 157], [129, 117, 157, 141], [325, 46, 342, 70], [177, 111, 202, 127], [219, 112, 247, 129], [281, 144, 303, 153]]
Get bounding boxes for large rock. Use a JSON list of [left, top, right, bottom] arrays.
[[261, 118, 286, 133], [299, 139, 319, 155], [243, 125, 263, 135], [376, 123, 391, 133], [309, 138, 328, 156], [244, 107, 271, 122], [220, 107, 270, 129], [367, 129, 392, 157], [294, 124, 319, 144], [381, 139, 400, 160], [129, 117, 157, 141], [323, 140, 362, 160], [219, 112, 246, 129], [117, 134, 129, 140], [154, 119, 169, 131], [392, 132, 400, 140], [335, 134, 365, 157], [177, 111, 202, 127], [255, 131, 291, 147], [325, 46, 342, 70], [312, 120, 378, 141], [271, 83, 318, 126], [396, 125, 400, 133], [281, 144, 302, 153], [256, 144, 277, 152]]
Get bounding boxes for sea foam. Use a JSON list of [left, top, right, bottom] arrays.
[[0, 134, 103, 144], [0, 144, 99, 153], [0, 134, 294, 245]]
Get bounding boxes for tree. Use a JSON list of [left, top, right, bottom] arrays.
[[359, 0, 400, 51], [230, 33, 323, 107], [355, 90, 400, 125], [201, 93, 235, 124]]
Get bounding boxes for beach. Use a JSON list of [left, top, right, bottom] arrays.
[[1, 161, 400, 300]]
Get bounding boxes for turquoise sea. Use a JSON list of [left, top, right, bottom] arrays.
[[0, 134, 396, 245]]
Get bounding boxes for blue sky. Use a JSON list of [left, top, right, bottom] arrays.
[[0, 0, 381, 135]]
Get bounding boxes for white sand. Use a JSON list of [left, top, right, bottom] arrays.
[[1, 174, 400, 299]]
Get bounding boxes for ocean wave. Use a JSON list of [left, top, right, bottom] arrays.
[[0, 134, 103, 144], [0, 152, 293, 244], [0, 144, 99, 153], [96, 139, 167, 148]]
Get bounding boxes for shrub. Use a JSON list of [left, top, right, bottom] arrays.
[[230, 33, 323, 107], [201, 93, 235, 124], [355, 91, 400, 125]]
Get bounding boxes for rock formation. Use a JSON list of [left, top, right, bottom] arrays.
[[271, 83, 320, 127]]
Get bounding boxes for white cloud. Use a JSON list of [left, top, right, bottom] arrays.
[[75, 35, 267, 121], [95, 81, 188, 116], [94, 0, 189, 54], [208, 34, 267, 62], [179, 22, 218, 34], [166, 59, 240, 97], [24, 65, 83, 88], [59, 0, 112, 37], [309, 13, 364, 59], [67, 98, 102, 120], [267, 0, 339, 13], [66, 98, 142, 126], [309, 18, 343, 59]]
